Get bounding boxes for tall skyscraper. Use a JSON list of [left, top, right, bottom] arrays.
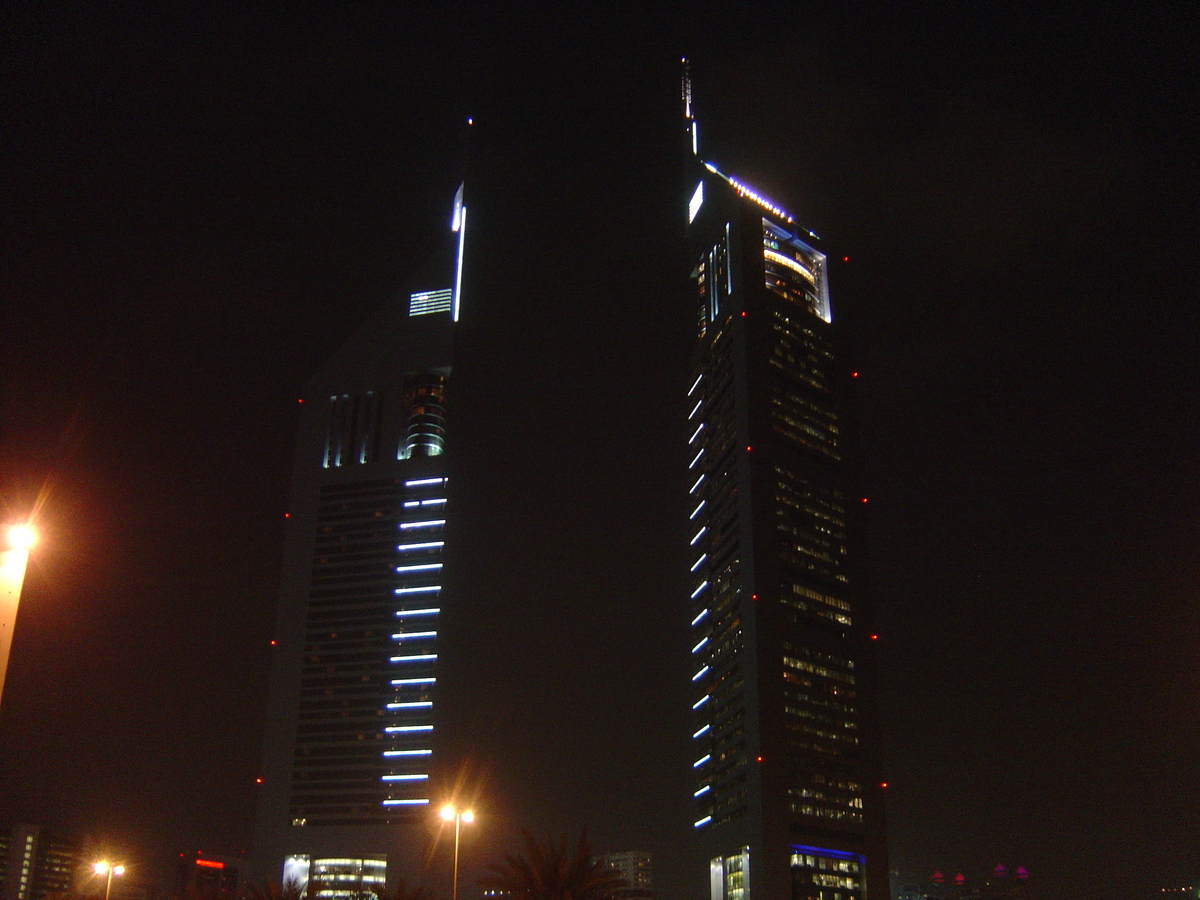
[[0, 824, 82, 900], [253, 185, 470, 893], [680, 65, 887, 900]]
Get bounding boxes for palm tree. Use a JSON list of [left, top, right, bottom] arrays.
[[481, 830, 626, 900]]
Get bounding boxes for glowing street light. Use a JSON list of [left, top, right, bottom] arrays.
[[0, 522, 38, 711], [439, 804, 474, 900], [94, 861, 126, 900]]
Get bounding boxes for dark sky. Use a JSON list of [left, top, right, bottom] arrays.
[[2, 5, 1197, 900]]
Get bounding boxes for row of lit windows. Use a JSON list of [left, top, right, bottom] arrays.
[[789, 802, 865, 826], [784, 687, 857, 720], [783, 702, 858, 733], [791, 788, 863, 808], [784, 653, 856, 684]]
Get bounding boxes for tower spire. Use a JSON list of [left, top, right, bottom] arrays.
[[682, 57, 698, 155]]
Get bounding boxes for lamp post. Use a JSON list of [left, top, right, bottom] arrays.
[[0, 523, 37, 711], [439, 805, 474, 900], [94, 861, 125, 900]]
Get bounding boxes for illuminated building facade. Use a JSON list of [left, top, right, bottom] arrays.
[[681, 65, 887, 900], [253, 186, 469, 888], [601, 852, 653, 900], [0, 824, 81, 900]]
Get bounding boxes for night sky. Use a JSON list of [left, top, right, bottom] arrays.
[[2, 5, 1197, 900]]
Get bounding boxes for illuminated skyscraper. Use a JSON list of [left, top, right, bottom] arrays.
[[253, 186, 469, 892], [681, 64, 887, 900]]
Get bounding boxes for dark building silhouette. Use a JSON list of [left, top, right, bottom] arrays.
[[174, 855, 244, 899], [253, 186, 469, 893], [680, 63, 887, 900]]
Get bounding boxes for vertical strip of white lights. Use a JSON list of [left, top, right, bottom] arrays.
[[453, 207, 466, 322]]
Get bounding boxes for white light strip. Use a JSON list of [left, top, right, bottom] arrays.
[[691, 608, 709, 626], [396, 563, 443, 573], [382, 774, 429, 781], [694, 816, 712, 828], [726, 223, 733, 292], [694, 785, 711, 797], [390, 654, 437, 663], [395, 608, 440, 617], [690, 526, 707, 545], [689, 422, 705, 444], [688, 398, 703, 420], [400, 520, 445, 530], [395, 585, 441, 595], [688, 373, 704, 396], [692, 694, 710, 710], [387, 701, 433, 709], [398, 541, 445, 551], [690, 500, 706, 520], [385, 725, 433, 733], [392, 677, 436, 685], [383, 799, 430, 806], [383, 749, 433, 757], [405, 478, 446, 487], [689, 474, 705, 494], [688, 448, 704, 469], [693, 754, 711, 768], [453, 206, 466, 321], [691, 637, 709, 654], [693, 725, 711, 738], [692, 665, 710, 682], [392, 631, 437, 640], [690, 553, 708, 572], [691, 580, 710, 599]]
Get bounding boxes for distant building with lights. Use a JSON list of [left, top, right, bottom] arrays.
[[601, 852, 652, 900], [174, 855, 245, 898], [679, 62, 887, 900], [904, 866, 1031, 900], [253, 184, 470, 892], [0, 824, 82, 900]]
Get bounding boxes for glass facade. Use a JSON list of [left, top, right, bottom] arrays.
[[684, 114, 884, 900]]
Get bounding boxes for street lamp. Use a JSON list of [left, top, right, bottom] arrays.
[[439, 805, 474, 900], [94, 861, 125, 900], [0, 523, 38, 711]]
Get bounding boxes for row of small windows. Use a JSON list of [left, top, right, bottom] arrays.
[[784, 582, 853, 627], [784, 679, 857, 714], [769, 390, 841, 462], [789, 802, 865, 827], [783, 644, 856, 680], [792, 855, 860, 875]]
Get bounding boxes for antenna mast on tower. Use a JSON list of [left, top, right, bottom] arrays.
[[682, 57, 698, 155]]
